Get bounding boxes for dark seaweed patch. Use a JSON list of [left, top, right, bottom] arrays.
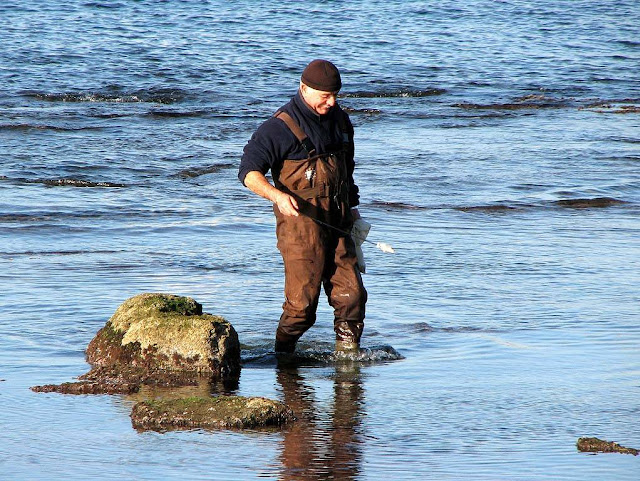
[[581, 103, 640, 114], [554, 197, 627, 208]]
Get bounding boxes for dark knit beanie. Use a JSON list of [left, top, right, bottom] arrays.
[[301, 59, 342, 92]]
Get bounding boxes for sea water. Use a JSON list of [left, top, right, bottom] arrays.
[[1, 1, 639, 479]]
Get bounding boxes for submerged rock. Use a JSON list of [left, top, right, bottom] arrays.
[[31, 380, 140, 395], [577, 437, 639, 456], [131, 396, 295, 431], [31, 293, 241, 394]]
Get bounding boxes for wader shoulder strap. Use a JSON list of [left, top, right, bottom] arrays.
[[274, 111, 316, 156], [337, 110, 351, 143]]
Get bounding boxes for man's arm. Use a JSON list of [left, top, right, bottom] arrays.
[[244, 171, 299, 217]]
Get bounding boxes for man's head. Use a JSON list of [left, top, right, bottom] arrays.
[[300, 59, 342, 116]]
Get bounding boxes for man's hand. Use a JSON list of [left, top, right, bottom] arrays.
[[275, 191, 299, 217], [244, 171, 299, 217]]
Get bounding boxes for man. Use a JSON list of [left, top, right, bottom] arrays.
[[238, 59, 367, 353]]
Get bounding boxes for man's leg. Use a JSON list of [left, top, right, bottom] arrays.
[[324, 235, 367, 350], [275, 215, 326, 352]]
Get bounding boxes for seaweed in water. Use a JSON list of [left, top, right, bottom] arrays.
[[555, 197, 626, 208], [577, 437, 638, 456]]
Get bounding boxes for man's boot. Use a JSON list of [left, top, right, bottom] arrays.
[[335, 339, 360, 352], [274, 339, 296, 354], [334, 319, 363, 352]]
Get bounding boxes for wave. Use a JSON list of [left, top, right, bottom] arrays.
[[36, 178, 126, 188], [0, 176, 126, 188], [146, 109, 209, 118], [617, 40, 640, 48], [241, 344, 404, 366], [342, 107, 382, 115], [83, 2, 126, 8], [0, 123, 103, 132], [21, 87, 188, 104], [405, 322, 497, 333], [366, 197, 631, 213], [174, 163, 235, 179], [0, 249, 121, 256], [0, 207, 197, 225], [409, 322, 435, 333], [342, 88, 446, 99], [455, 204, 521, 213], [0, 210, 117, 222], [454, 94, 570, 111], [368, 200, 429, 210]]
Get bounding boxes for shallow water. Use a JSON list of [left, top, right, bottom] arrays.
[[1, 0, 639, 479]]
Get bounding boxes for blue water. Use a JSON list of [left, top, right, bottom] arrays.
[[1, 1, 639, 479]]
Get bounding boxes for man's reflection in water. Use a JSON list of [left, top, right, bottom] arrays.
[[276, 362, 364, 480]]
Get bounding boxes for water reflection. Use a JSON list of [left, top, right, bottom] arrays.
[[276, 362, 365, 480]]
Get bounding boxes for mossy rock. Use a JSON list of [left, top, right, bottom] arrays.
[[131, 396, 295, 431], [32, 293, 241, 395], [86, 293, 240, 378]]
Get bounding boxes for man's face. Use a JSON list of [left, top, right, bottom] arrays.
[[301, 84, 339, 116]]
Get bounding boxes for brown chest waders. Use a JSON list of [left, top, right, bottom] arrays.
[[272, 111, 367, 352]]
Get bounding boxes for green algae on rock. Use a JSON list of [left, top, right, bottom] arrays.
[[131, 396, 295, 431], [31, 293, 241, 394], [87, 293, 240, 376], [577, 437, 639, 456]]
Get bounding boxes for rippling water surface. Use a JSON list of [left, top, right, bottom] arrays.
[[1, 1, 639, 479]]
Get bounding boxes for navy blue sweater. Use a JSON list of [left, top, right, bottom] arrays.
[[239, 92, 359, 208]]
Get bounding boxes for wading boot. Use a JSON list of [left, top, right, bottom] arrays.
[[334, 320, 363, 353], [274, 339, 296, 354], [335, 340, 360, 352]]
